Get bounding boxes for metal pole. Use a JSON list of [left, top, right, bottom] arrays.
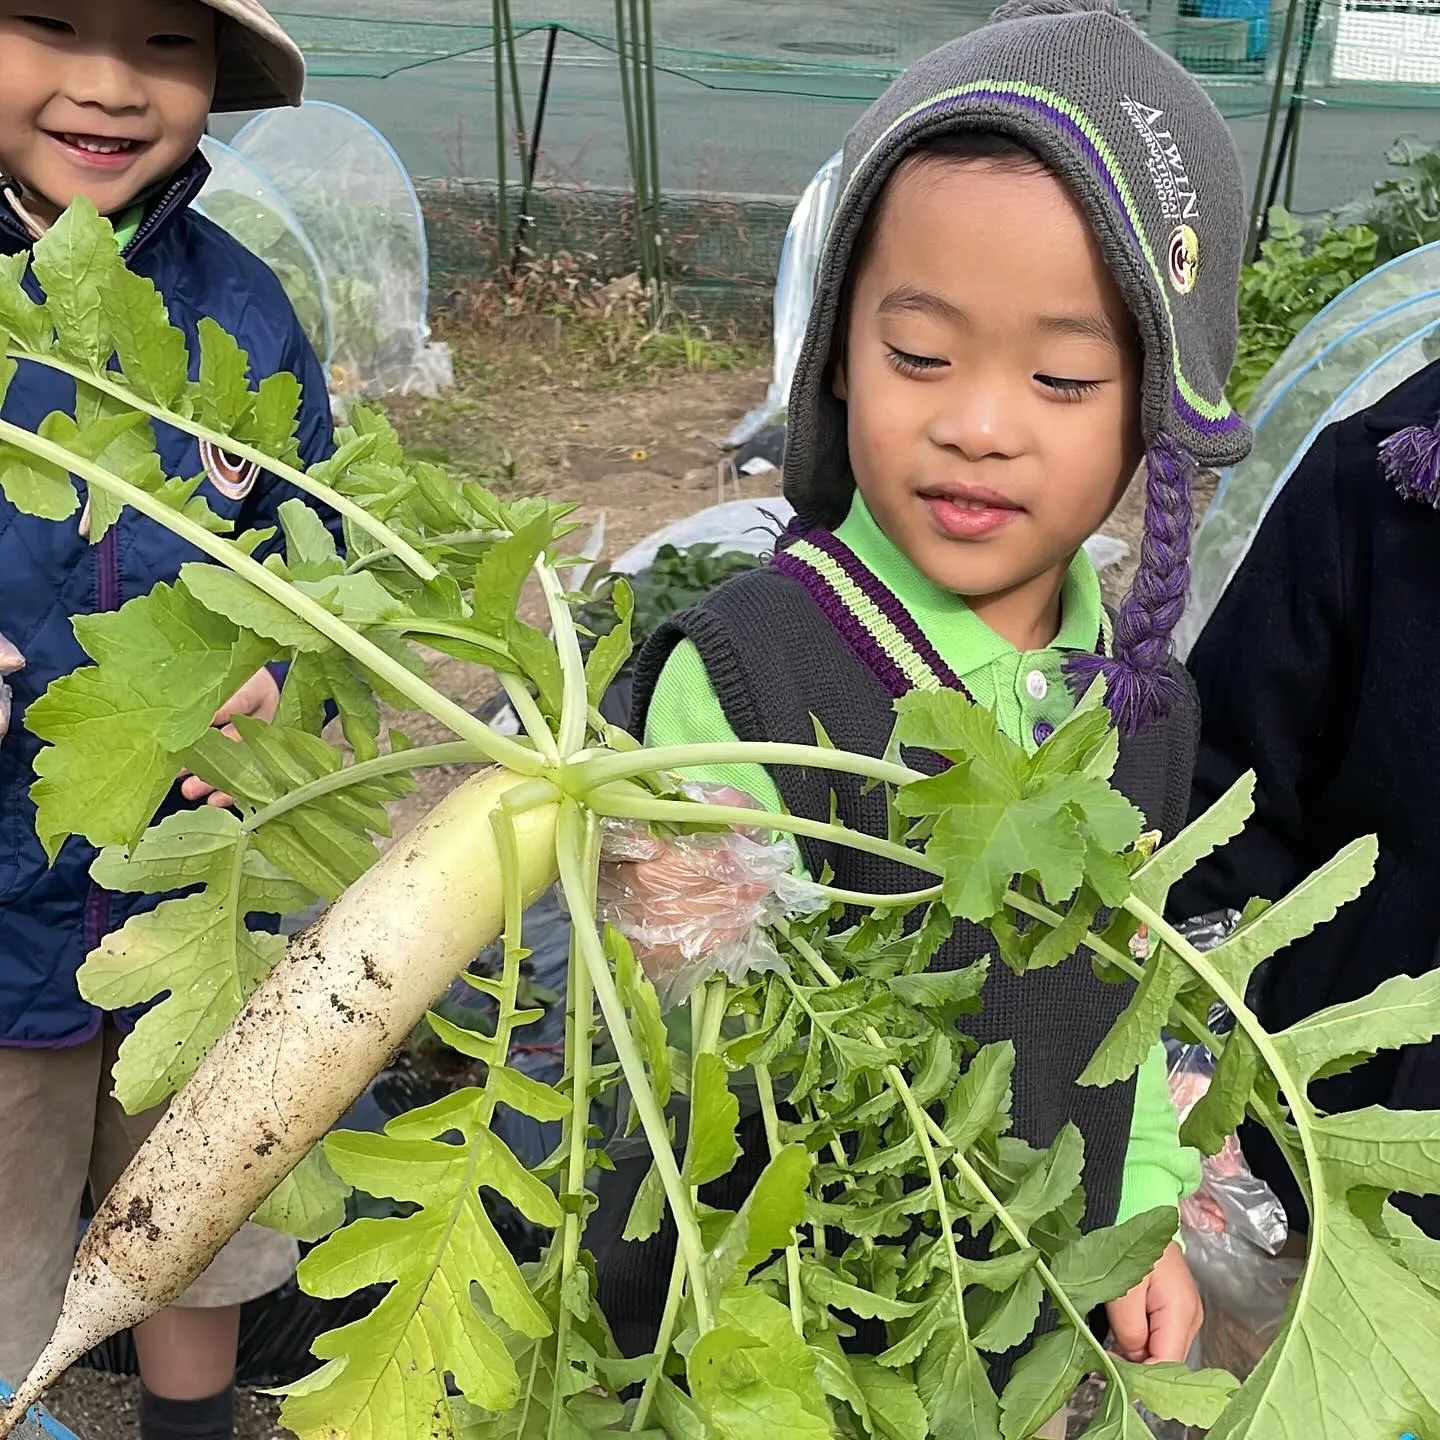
[[613, 0, 649, 284], [626, 0, 657, 286], [492, 0, 509, 271], [513, 24, 560, 269], [640, 0, 664, 304], [1261, 102, 1298, 227], [1248, 0, 1302, 260], [1283, 0, 1324, 210], [500, 0, 528, 160]]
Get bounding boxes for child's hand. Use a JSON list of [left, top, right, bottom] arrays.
[[0, 632, 22, 742], [597, 785, 795, 999], [1105, 1242, 1202, 1364], [179, 666, 281, 808]]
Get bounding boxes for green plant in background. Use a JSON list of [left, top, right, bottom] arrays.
[[1348, 138, 1440, 263], [577, 541, 761, 651], [1230, 207, 1378, 414]]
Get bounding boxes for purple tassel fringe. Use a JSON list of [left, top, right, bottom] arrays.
[[1065, 433, 1195, 737], [1379, 422, 1440, 506]]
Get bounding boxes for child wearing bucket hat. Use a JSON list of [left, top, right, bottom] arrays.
[[591, 0, 1252, 1412], [0, 5, 333, 1438]]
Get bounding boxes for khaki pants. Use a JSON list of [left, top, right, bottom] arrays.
[[0, 1024, 298, 1384]]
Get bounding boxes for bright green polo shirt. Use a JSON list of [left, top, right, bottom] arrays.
[[644, 492, 1199, 1224]]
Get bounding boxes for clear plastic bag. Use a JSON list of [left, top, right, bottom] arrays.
[[1167, 912, 1302, 1380], [0, 631, 23, 743], [724, 152, 844, 449], [597, 783, 825, 1006]]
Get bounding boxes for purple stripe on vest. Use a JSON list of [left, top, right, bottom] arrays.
[[773, 547, 914, 699], [798, 528, 974, 697]]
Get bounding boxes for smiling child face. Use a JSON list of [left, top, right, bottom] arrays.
[[0, 0, 216, 226], [837, 154, 1144, 641]]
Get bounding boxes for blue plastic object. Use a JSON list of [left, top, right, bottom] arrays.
[[0, 1382, 81, 1440], [1196, 0, 1269, 59]]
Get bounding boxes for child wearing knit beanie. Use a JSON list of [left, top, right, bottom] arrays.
[[593, 0, 1253, 1405]]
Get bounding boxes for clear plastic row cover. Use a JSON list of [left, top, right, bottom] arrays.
[[1177, 240, 1440, 658], [724, 151, 844, 450], [196, 102, 453, 402]]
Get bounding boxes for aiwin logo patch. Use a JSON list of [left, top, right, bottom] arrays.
[[1120, 96, 1201, 294], [199, 437, 262, 500]]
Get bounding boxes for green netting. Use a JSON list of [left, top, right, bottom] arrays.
[[237, 4, 1440, 303]]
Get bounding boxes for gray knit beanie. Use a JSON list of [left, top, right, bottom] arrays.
[[782, 0, 1252, 733]]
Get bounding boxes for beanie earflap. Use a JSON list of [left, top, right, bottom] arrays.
[[1065, 433, 1195, 736], [1379, 418, 1440, 507]]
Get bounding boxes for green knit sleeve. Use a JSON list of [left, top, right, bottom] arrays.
[[642, 638, 783, 814], [1115, 1041, 1202, 1225]]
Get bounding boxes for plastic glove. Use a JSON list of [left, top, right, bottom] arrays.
[[597, 783, 809, 1006]]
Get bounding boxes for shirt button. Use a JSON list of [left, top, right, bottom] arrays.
[[1026, 669, 1048, 700], [1033, 720, 1055, 746]]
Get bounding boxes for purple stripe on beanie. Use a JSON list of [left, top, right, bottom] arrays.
[[773, 547, 915, 698], [799, 528, 972, 696], [885, 86, 1243, 438], [1066, 433, 1192, 734], [1380, 421, 1440, 506]]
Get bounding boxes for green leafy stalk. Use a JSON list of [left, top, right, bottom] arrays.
[[13, 344, 440, 581], [573, 742, 920, 794], [630, 976, 734, 1429], [500, 673, 560, 764], [0, 413, 542, 778], [752, 1054, 805, 1336], [585, 782, 944, 878], [554, 800, 715, 1332], [548, 809, 598, 1440], [537, 557, 589, 759], [241, 740, 481, 835]]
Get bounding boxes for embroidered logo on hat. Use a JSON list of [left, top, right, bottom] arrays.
[[1168, 223, 1199, 294], [199, 437, 261, 500], [1120, 95, 1200, 225]]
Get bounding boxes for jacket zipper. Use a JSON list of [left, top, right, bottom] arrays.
[[0, 151, 211, 259]]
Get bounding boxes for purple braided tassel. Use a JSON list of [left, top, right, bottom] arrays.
[[1066, 434, 1195, 736], [1379, 422, 1440, 506]]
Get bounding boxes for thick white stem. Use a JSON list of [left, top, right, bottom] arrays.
[[0, 769, 559, 1435]]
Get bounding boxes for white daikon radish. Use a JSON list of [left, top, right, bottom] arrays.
[[0, 769, 559, 1436]]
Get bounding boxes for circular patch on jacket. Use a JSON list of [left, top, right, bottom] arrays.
[[1167, 224, 1199, 295], [199, 438, 261, 501]]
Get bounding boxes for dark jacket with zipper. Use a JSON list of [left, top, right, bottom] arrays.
[[0, 152, 336, 1047], [1173, 358, 1440, 1238], [591, 562, 1200, 1359]]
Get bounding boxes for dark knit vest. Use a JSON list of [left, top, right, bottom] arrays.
[[592, 564, 1199, 1358]]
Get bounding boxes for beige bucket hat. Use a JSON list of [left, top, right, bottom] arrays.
[[206, 0, 307, 112]]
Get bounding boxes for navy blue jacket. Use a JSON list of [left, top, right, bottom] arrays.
[[0, 154, 336, 1046], [1174, 357, 1440, 1238]]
